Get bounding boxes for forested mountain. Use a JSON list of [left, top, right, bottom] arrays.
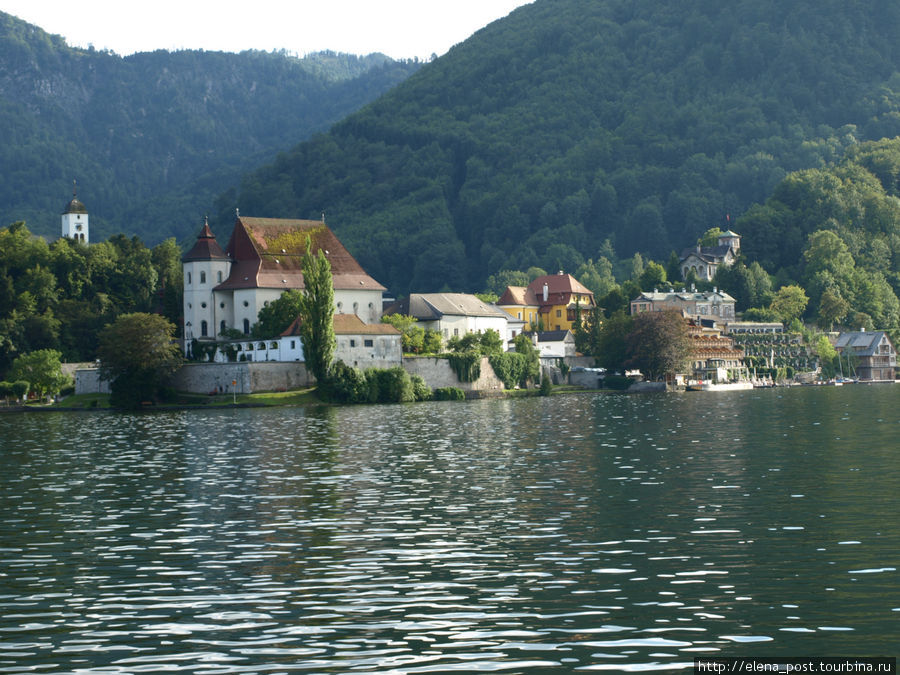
[[222, 0, 900, 294], [0, 11, 421, 243]]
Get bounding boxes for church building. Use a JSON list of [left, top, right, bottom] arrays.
[[182, 214, 386, 352]]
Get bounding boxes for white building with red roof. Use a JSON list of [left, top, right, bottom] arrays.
[[182, 214, 386, 350]]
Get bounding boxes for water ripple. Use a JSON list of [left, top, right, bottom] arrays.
[[1, 387, 898, 670]]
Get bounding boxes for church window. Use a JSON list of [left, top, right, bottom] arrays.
[[217, 271, 223, 283], [201, 320, 208, 337], [187, 272, 192, 285], [353, 302, 359, 314], [243, 300, 249, 307], [243, 319, 250, 334], [201, 302, 207, 309], [200, 271, 206, 284], [220, 302, 225, 309], [220, 320, 226, 334]]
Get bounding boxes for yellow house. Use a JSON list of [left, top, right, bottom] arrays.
[[528, 272, 596, 332], [497, 285, 540, 330]]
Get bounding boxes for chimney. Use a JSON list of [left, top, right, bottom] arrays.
[[543, 283, 549, 302]]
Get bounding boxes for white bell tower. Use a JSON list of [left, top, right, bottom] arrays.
[[61, 181, 89, 244]]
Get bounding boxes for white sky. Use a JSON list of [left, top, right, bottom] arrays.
[[1, 0, 532, 60]]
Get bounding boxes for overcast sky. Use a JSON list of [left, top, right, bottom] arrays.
[[2, 0, 532, 60]]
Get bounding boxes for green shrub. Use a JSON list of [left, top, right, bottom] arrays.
[[433, 386, 465, 401], [539, 374, 553, 396], [411, 374, 431, 401], [359, 367, 415, 403], [324, 360, 369, 403]]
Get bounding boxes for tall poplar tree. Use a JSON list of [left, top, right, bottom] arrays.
[[299, 238, 336, 383]]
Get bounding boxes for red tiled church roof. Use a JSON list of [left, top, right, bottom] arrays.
[[215, 216, 385, 292]]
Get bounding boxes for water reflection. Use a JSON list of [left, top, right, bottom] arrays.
[[1, 386, 897, 672]]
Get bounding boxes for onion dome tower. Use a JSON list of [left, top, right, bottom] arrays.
[[61, 180, 89, 243]]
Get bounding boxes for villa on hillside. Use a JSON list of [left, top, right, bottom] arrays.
[[182, 214, 386, 353], [834, 330, 897, 381], [630, 288, 736, 321], [680, 230, 741, 281]]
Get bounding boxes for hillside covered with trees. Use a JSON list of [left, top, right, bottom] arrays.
[[0, 11, 421, 243], [222, 0, 900, 296]]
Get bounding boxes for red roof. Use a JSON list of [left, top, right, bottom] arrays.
[[216, 216, 385, 292], [527, 273, 595, 308], [182, 220, 229, 262], [498, 285, 540, 307]]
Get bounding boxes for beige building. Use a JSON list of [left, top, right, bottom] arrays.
[[630, 288, 736, 321]]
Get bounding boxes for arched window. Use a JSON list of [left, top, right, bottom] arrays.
[[217, 271, 223, 283], [220, 320, 226, 334], [187, 272, 192, 285], [201, 320, 208, 337], [243, 318, 250, 334], [200, 271, 206, 284]]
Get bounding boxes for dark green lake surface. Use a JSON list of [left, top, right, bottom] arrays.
[[1, 385, 898, 672]]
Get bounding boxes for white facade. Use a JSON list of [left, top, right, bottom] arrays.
[[211, 336, 305, 363], [334, 289, 384, 325], [184, 258, 232, 342]]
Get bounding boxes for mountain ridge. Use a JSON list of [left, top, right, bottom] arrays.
[[221, 0, 900, 294], [0, 10, 421, 243]]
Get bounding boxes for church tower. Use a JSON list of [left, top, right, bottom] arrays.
[[182, 218, 232, 352], [61, 181, 89, 243]]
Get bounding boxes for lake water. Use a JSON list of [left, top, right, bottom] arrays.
[[1, 385, 898, 673]]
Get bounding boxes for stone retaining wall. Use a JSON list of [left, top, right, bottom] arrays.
[[401, 356, 504, 396], [169, 362, 312, 394]]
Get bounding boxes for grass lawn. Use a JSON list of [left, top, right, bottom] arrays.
[[52, 388, 322, 410]]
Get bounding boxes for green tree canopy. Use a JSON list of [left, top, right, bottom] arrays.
[[769, 285, 810, 324], [97, 312, 182, 408], [9, 349, 69, 400], [626, 310, 691, 381], [254, 289, 304, 339]]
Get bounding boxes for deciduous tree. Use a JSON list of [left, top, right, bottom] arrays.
[[625, 310, 690, 381], [98, 313, 181, 408], [9, 349, 69, 400]]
